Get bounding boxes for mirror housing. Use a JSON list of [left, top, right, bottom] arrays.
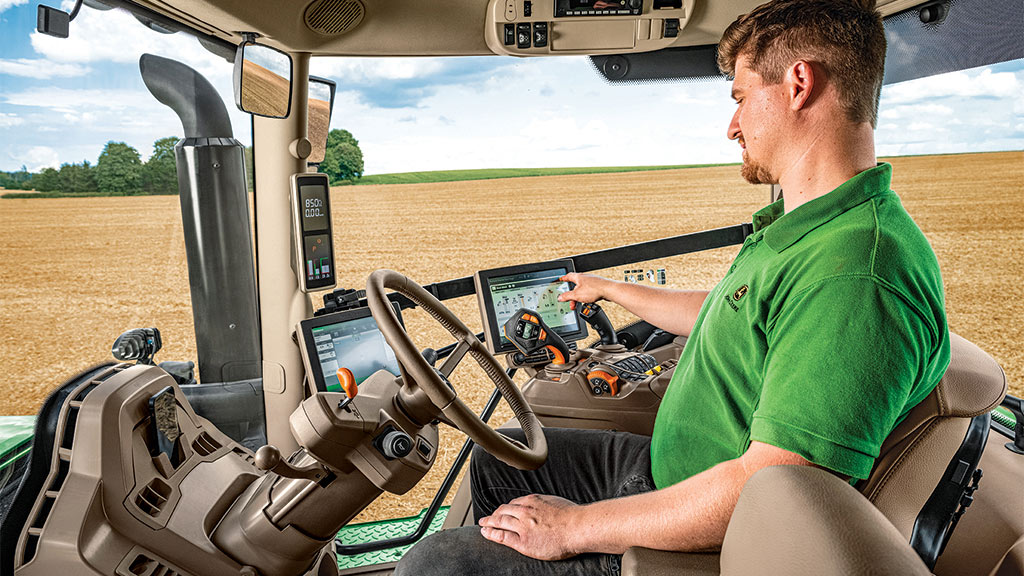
[[233, 36, 293, 119], [307, 76, 336, 165]]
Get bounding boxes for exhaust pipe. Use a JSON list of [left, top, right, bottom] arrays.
[[140, 54, 264, 447]]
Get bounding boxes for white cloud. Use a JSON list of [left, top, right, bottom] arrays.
[[0, 58, 90, 79], [878, 103, 953, 120], [30, 3, 234, 85], [311, 58, 447, 82], [3, 87, 151, 113], [12, 145, 60, 171], [882, 68, 1021, 105], [0, 112, 23, 128], [0, 0, 29, 13]]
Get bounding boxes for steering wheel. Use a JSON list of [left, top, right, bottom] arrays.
[[366, 269, 547, 470]]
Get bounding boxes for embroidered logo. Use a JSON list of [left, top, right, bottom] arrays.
[[733, 285, 748, 301]]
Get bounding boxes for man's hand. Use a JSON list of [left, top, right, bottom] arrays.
[[478, 494, 580, 561], [559, 273, 613, 309]]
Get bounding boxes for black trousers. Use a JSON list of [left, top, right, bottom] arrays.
[[395, 428, 654, 576]]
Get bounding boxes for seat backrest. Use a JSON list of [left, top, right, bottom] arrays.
[[858, 332, 1007, 539]]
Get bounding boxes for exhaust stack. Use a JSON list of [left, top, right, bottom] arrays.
[[140, 54, 264, 446]]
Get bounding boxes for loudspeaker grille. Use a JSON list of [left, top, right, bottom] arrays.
[[304, 0, 365, 35]]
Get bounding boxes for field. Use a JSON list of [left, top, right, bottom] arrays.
[[0, 150, 1021, 522]]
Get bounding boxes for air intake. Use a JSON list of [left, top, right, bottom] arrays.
[[304, 0, 365, 35]]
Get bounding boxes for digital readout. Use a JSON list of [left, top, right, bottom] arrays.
[[304, 233, 332, 282], [299, 185, 329, 231]]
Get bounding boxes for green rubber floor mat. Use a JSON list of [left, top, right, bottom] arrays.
[[335, 506, 450, 570], [0, 416, 35, 472]]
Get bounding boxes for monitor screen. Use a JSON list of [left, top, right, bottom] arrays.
[[298, 305, 402, 393], [475, 259, 588, 354]]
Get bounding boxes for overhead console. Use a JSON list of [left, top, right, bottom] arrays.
[[485, 0, 694, 56]]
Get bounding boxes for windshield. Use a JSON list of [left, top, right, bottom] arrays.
[[1, 1, 1021, 526]]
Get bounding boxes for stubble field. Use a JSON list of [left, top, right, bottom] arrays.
[[0, 150, 1021, 522]]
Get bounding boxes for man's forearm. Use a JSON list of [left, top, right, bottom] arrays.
[[604, 283, 709, 338], [565, 458, 746, 555]]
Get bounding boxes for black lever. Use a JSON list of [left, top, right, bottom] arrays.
[[576, 302, 617, 346]]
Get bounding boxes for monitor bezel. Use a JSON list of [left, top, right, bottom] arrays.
[[474, 258, 588, 355], [297, 302, 404, 394]]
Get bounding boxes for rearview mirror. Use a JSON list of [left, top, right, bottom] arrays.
[[307, 76, 336, 165], [233, 38, 292, 119]]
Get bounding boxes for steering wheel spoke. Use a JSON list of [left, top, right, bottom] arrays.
[[438, 336, 473, 378]]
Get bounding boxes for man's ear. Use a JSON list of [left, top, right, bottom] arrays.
[[786, 60, 815, 111]]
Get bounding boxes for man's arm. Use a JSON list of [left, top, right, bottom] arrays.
[[478, 441, 815, 560], [560, 273, 710, 338]]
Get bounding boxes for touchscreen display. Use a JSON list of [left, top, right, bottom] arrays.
[[487, 267, 579, 347], [311, 314, 400, 392]]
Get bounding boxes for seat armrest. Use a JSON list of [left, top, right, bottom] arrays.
[[721, 466, 932, 576], [621, 547, 719, 576]]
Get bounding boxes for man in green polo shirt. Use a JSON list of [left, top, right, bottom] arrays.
[[396, 0, 949, 573]]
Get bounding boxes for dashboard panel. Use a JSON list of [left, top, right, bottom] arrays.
[[485, 0, 695, 55]]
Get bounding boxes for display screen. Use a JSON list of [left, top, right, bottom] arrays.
[[310, 312, 401, 392], [555, 0, 640, 16], [487, 267, 579, 348], [300, 185, 329, 231], [303, 233, 332, 283]]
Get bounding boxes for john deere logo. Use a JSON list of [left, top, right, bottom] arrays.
[[733, 285, 748, 301]]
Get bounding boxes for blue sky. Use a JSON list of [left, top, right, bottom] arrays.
[[1, 1, 1022, 175]]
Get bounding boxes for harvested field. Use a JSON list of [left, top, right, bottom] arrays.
[[0, 150, 1021, 523]]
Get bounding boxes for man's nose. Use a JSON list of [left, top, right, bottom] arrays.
[[727, 109, 741, 141]]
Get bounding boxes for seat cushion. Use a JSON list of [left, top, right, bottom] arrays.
[[621, 547, 719, 576]]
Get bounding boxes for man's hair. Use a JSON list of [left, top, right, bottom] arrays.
[[717, 0, 886, 127]]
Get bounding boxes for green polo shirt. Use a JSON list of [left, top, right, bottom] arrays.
[[650, 164, 950, 488]]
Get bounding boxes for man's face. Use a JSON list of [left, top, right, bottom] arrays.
[[727, 55, 784, 185]]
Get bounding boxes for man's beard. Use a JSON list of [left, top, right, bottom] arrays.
[[740, 150, 775, 185]]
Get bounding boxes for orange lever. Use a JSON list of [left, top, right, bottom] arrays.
[[337, 367, 358, 399]]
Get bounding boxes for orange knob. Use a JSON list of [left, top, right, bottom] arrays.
[[337, 367, 358, 399]]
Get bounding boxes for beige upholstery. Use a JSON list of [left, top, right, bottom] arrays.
[[623, 332, 1007, 575], [720, 466, 931, 575], [622, 548, 719, 576], [991, 535, 1024, 576], [858, 332, 1007, 538]]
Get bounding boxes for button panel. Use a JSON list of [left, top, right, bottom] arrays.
[[516, 22, 531, 48], [533, 22, 548, 48]]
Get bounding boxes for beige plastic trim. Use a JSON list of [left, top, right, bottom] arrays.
[[254, 52, 313, 452]]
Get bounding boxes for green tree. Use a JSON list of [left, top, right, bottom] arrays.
[[319, 129, 364, 184], [142, 136, 180, 194], [59, 161, 97, 194], [96, 141, 143, 195], [33, 167, 60, 192]]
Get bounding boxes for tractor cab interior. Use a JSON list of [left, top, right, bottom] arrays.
[[0, 0, 1022, 575]]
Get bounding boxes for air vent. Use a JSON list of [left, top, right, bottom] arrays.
[[191, 431, 222, 456], [120, 552, 187, 576], [134, 478, 172, 517], [304, 0, 365, 35]]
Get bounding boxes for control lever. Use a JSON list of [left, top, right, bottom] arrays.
[[254, 445, 329, 483], [576, 302, 617, 346], [503, 308, 571, 365]]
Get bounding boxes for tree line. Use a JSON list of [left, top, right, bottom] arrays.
[[0, 129, 364, 196]]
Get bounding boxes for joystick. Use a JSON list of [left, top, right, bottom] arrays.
[[577, 302, 617, 346], [502, 308, 572, 364]]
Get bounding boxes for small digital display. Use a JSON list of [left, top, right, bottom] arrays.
[[309, 312, 401, 392], [303, 234, 332, 283], [300, 185, 329, 231], [555, 0, 640, 17], [487, 267, 579, 348]]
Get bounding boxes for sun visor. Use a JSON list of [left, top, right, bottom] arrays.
[[589, 0, 1023, 86]]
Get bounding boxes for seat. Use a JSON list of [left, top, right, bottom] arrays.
[[622, 332, 1007, 575]]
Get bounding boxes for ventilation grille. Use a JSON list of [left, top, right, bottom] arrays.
[[304, 0, 365, 35], [134, 478, 172, 518], [120, 552, 186, 576], [191, 431, 222, 456]]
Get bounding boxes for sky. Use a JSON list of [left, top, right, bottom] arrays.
[[0, 1, 1022, 175]]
